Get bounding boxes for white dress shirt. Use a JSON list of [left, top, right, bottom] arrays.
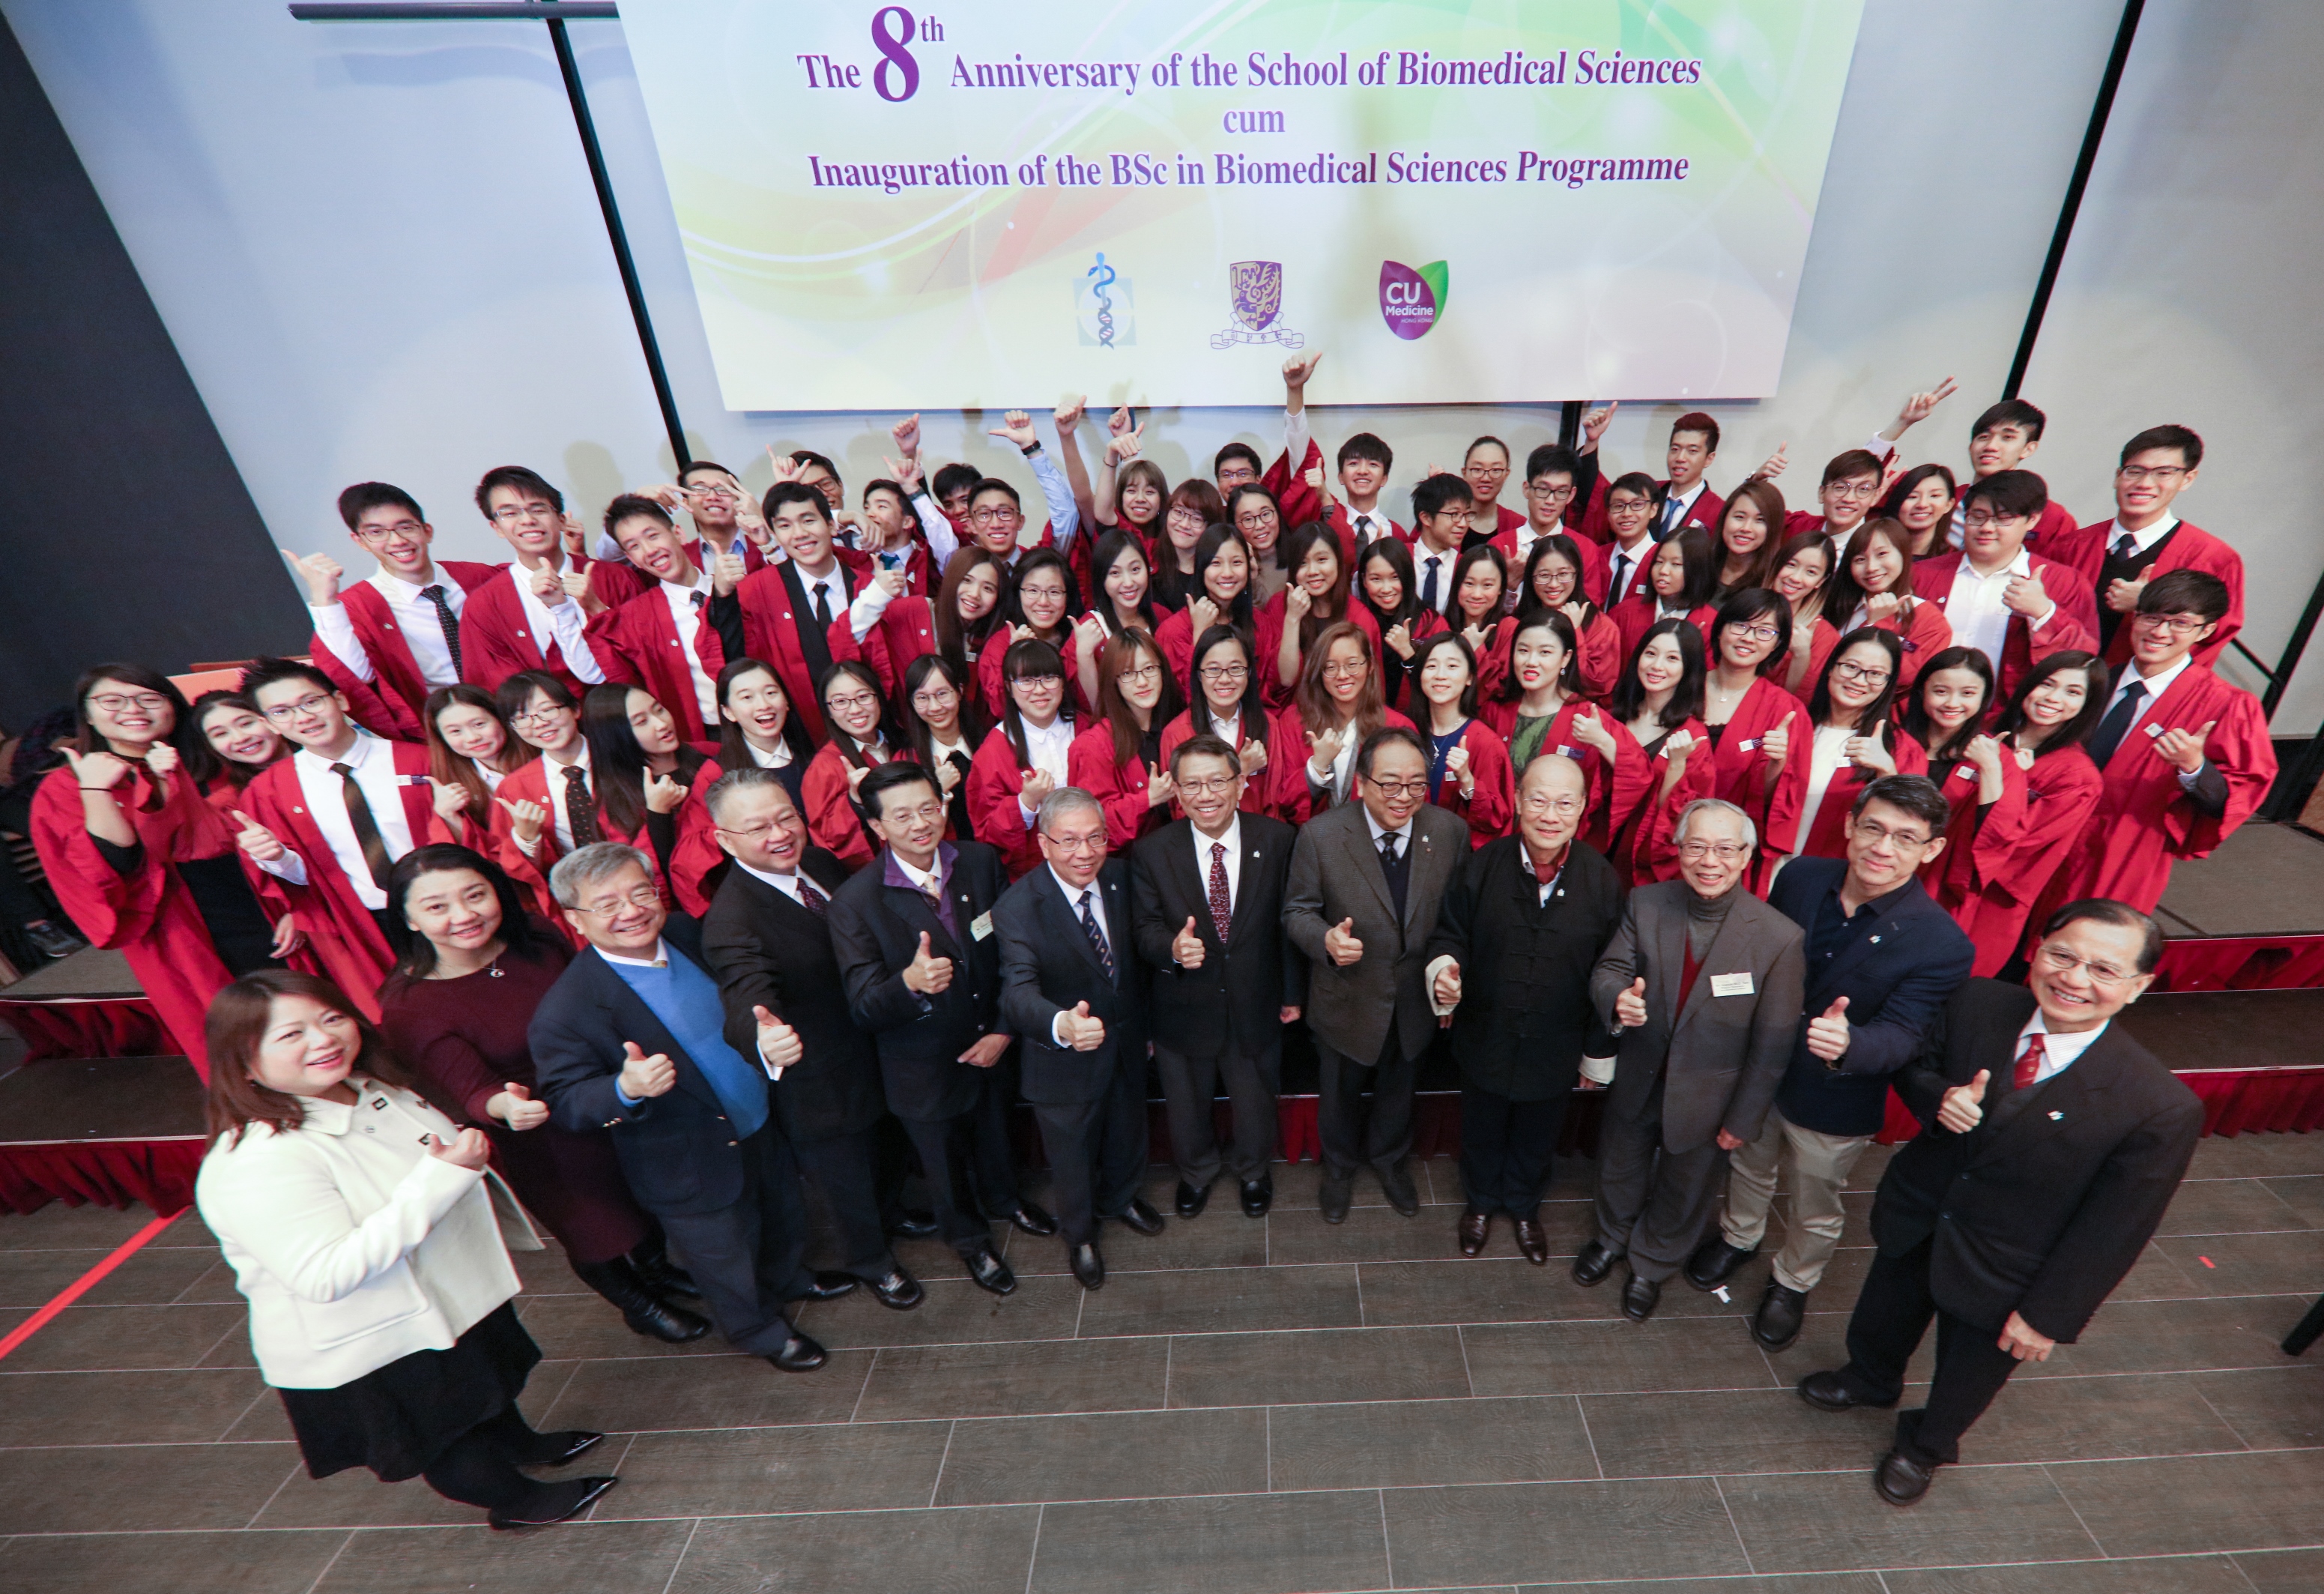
[[261, 733, 420, 908], [894, 850, 946, 897], [2106, 513, 2179, 560], [744, 737, 796, 770], [1788, 725, 1858, 857], [1192, 815, 1244, 917], [1414, 544, 1458, 615], [540, 742, 593, 852], [309, 568, 465, 689], [2101, 650, 2211, 792], [737, 858, 817, 908], [1364, 806, 1413, 858], [2016, 1011, 2107, 1082], [1310, 715, 1361, 803], [1048, 866, 1113, 1044], [513, 563, 605, 684], [1604, 537, 1653, 607], [1944, 548, 2051, 663], [1016, 716, 1077, 824], [1659, 480, 1707, 536], [657, 571, 721, 724], [793, 561, 850, 635]]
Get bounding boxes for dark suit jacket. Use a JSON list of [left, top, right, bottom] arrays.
[[995, 857, 1149, 1106], [1766, 858, 1975, 1138], [1283, 800, 1467, 1063], [1876, 979, 2203, 1340], [1424, 837, 1625, 1100], [826, 840, 1011, 1123], [1588, 880, 1807, 1153], [699, 848, 887, 1143], [1130, 814, 1306, 1057], [530, 945, 757, 1218]]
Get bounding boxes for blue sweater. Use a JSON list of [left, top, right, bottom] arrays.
[[606, 949, 770, 1139]]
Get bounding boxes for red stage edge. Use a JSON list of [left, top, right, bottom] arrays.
[[2150, 934, 2324, 992]]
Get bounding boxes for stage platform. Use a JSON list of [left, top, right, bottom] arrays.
[[0, 1054, 205, 1216], [0, 945, 166, 1060], [2149, 821, 2324, 991]]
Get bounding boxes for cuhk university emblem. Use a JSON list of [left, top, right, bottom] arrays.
[[1210, 260, 1304, 350]]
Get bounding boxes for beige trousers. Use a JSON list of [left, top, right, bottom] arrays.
[[1719, 1106, 1872, 1292]]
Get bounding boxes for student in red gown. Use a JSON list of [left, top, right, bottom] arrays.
[[190, 692, 288, 813], [966, 638, 1079, 879], [1357, 537, 1444, 715], [1901, 647, 2002, 902], [1591, 472, 1665, 611], [1698, 591, 1810, 849], [2033, 571, 2276, 923], [897, 653, 985, 842], [1091, 441, 1170, 556], [1447, 546, 1519, 699], [1768, 531, 1842, 698], [1825, 518, 1952, 688], [1710, 478, 1787, 603], [1158, 626, 1279, 819], [974, 549, 1084, 722], [1872, 395, 2078, 555], [709, 657, 811, 812], [1516, 537, 1624, 699], [1761, 630, 1925, 872], [1776, 449, 1889, 558], [1156, 526, 1259, 689], [420, 686, 537, 854], [1459, 435, 1526, 547], [735, 482, 868, 744], [1913, 470, 2098, 700], [460, 465, 611, 697], [1611, 527, 1719, 663], [2046, 424, 2244, 670], [1258, 522, 1383, 708], [1069, 531, 1165, 709], [1226, 484, 1293, 609], [1270, 621, 1415, 824], [1069, 628, 1183, 847], [1480, 612, 1642, 839], [1494, 444, 1607, 602], [1148, 480, 1224, 612], [1407, 472, 1474, 627], [801, 661, 908, 872], [586, 494, 747, 746], [1606, 618, 1717, 884], [1579, 411, 1727, 540], [1880, 463, 1958, 559], [1410, 634, 1515, 848]]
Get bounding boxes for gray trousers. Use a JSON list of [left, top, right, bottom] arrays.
[[1593, 1081, 1728, 1284], [1154, 1041, 1280, 1188]]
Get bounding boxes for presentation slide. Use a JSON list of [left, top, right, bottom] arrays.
[[620, 0, 1868, 412]]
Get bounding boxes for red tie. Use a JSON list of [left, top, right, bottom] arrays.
[[2013, 1033, 2047, 1091]]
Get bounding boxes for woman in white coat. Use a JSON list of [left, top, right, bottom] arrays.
[[194, 969, 618, 1529]]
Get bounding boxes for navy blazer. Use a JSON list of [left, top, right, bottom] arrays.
[[995, 857, 1149, 1106], [530, 945, 760, 1218], [1766, 857, 1974, 1138]]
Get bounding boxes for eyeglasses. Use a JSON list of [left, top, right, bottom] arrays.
[[1199, 663, 1250, 683], [575, 887, 663, 917], [1177, 776, 1240, 796], [1523, 482, 1576, 501], [1831, 661, 1892, 686], [1166, 507, 1204, 525], [714, 819, 798, 842], [1320, 659, 1367, 679], [1116, 664, 1161, 686], [1961, 513, 2024, 531], [512, 703, 573, 724], [910, 689, 958, 711], [2131, 612, 2212, 637], [354, 520, 426, 544], [488, 504, 555, 525], [1730, 624, 1782, 643], [1850, 818, 1931, 849], [1234, 510, 1276, 529], [1677, 841, 1750, 861], [2116, 465, 2188, 484], [1606, 498, 1653, 517], [881, 799, 948, 825], [685, 482, 739, 499], [969, 507, 1021, 526], [1464, 464, 1510, 480], [2034, 944, 2140, 988], [825, 692, 882, 714], [1519, 795, 1583, 817], [1042, 831, 1107, 854], [261, 692, 337, 722], [86, 692, 171, 713], [1827, 480, 1882, 501], [1012, 673, 1063, 692], [1366, 779, 1429, 798]]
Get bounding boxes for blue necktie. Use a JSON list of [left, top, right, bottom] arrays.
[[1079, 888, 1115, 981]]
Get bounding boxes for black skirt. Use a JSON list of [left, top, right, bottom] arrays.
[[277, 1302, 541, 1482]]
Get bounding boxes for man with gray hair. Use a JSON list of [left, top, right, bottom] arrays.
[[993, 787, 1158, 1290], [530, 840, 835, 1374], [1576, 799, 1806, 1323]]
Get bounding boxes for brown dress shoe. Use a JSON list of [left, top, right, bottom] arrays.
[[1457, 1207, 1490, 1256], [1512, 1215, 1549, 1265]]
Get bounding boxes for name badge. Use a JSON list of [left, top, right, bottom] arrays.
[[2143, 723, 2164, 740], [1737, 737, 1761, 753], [1709, 971, 1755, 997], [1555, 744, 1577, 758], [1952, 764, 1977, 782], [970, 911, 995, 941]]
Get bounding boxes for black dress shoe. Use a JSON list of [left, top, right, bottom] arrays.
[[885, 1210, 940, 1240], [1684, 1236, 1760, 1292], [1752, 1282, 1807, 1350], [1512, 1216, 1549, 1267], [1874, 1447, 1935, 1506], [623, 1296, 711, 1344], [1379, 1164, 1420, 1218], [1458, 1207, 1491, 1257], [488, 1475, 618, 1530], [1621, 1272, 1662, 1322], [1571, 1240, 1619, 1287], [1069, 1242, 1106, 1290], [1797, 1369, 1896, 1412], [1319, 1172, 1353, 1225], [965, 1246, 1017, 1296], [792, 1271, 859, 1302], [629, 1244, 700, 1299], [1240, 1176, 1273, 1218], [508, 1429, 604, 1468], [1175, 1180, 1211, 1219], [766, 1332, 827, 1372], [868, 1267, 925, 1311], [1005, 1201, 1059, 1237], [1116, 1197, 1166, 1236]]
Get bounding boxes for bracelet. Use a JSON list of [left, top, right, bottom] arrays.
[[1020, 442, 1042, 457]]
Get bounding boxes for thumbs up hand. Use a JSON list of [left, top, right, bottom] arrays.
[[1844, 724, 1896, 776], [904, 930, 954, 994], [1762, 712, 1795, 767], [1323, 916, 1364, 967], [1806, 994, 1853, 1063], [2003, 565, 2051, 621], [492, 1081, 551, 1131], [1059, 999, 1107, 1051], [1938, 1068, 1991, 1135], [617, 1041, 677, 1100], [754, 1003, 803, 1074], [1614, 974, 1650, 1029], [284, 549, 344, 606], [2153, 719, 2216, 776], [2104, 562, 2156, 615], [1172, 916, 1206, 970], [231, 809, 288, 863], [145, 742, 181, 779]]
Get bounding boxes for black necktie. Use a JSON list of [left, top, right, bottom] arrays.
[[1420, 555, 1442, 613], [796, 878, 828, 917], [562, 764, 600, 847], [1377, 830, 1410, 920], [689, 590, 706, 615], [813, 581, 833, 631], [330, 761, 395, 890], [1379, 832, 1400, 867], [1659, 496, 1683, 537], [1609, 552, 1631, 604], [1078, 888, 1115, 981], [420, 585, 464, 678], [1355, 515, 1373, 546], [2113, 532, 2138, 560], [2087, 680, 2148, 769]]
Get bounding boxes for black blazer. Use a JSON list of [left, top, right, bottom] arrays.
[[995, 857, 1149, 1106], [1129, 815, 1306, 1056], [1876, 979, 2203, 1341], [530, 946, 757, 1218], [699, 848, 887, 1143], [826, 840, 1010, 1122], [1766, 858, 1975, 1138], [1424, 837, 1625, 1100]]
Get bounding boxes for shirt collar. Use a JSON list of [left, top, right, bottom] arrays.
[[295, 731, 378, 774], [736, 860, 804, 897], [598, 938, 671, 969], [1828, 872, 1916, 922], [1048, 863, 1101, 905], [747, 737, 794, 768], [659, 565, 705, 598], [2120, 649, 2194, 704], [372, 567, 441, 597], [1364, 808, 1410, 847], [885, 844, 953, 892], [2018, 1009, 2108, 1069], [546, 738, 591, 770], [2110, 513, 2179, 552], [1193, 815, 1242, 856]]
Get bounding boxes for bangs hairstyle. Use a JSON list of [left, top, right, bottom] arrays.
[[602, 491, 674, 537], [1282, 521, 1352, 641], [202, 970, 415, 1147], [1337, 432, 1393, 471], [1188, 623, 1265, 728], [1878, 461, 1957, 522], [1213, 441, 1263, 479], [383, 842, 550, 979], [1714, 478, 1788, 593], [1357, 537, 1423, 630], [1825, 517, 1917, 621], [70, 662, 220, 785], [999, 547, 1077, 634], [1820, 448, 1885, 489], [1768, 530, 1839, 620], [763, 480, 835, 525], [238, 656, 338, 706], [1962, 468, 2049, 520], [1410, 472, 1473, 523], [931, 461, 982, 505], [862, 477, 925, 542], [1225, 485, 1286, 561], [1612, 615, 1708, 731], [1095, 627, 1181, 765], [1295, 619, 1388, 747], [473, 465, 563, 519], [1190, 524, 1259, 630], [1115, 459, 1170, 534], [1972, 398, 2047, 442], [715, 656, 814, 770], [1448, 543, 1510, 627], [1992, 649, 2110, 758], [999, 637, 1071, 767], [1806, 628, 1906, 731], [1670, 411, 1721, 452], [1519, 535, 1594, 622], [423, 683, 534, 817], [1089, 528, 1158, 636], [188, 690, 277, 790], [817, 659, 901, 767], [336, 481, 423, 531], [935, 545, 1010, 664], [1497, 610, 1582, 703], [2121, 423, 2203, 470], [1901, 646, 1997, 764], [1649, 527, 1719, 613], [493, 669, 577, 734], [1411, 631, 1482, 718], [898, 652, 987, 772], [579, 683, 674, 838], [1711, 588, 1794, 677]]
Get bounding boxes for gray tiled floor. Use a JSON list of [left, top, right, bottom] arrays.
[[3, 1135, 2324, 1593]]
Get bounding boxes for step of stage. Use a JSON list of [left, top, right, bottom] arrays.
[[2149, 823, 2324, 991], [0, 1055, 205, 1215]]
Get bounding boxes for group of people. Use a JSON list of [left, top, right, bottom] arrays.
[[28, 363, 2244, 1522]]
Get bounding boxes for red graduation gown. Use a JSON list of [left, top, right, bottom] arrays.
[[974, 624, 1089, 724], [1924, 746, 2103, 976], [2045, 518, 2245, 670], [1853, 597, 1953, 689], [733, 559, 870, 745], [308, 561, 503, 741], [966, 722, 1068, 880], [457, 561, 608, 696], [1578, 478, 1724, 542], [1772, 724, 1931, 860], [1156, 707, 1283, 819], [1067, 723, 1171, 848], [1610, 599, 1717, 665], [585, 582, 728, 745], [1254, 594, 1384, 710], [494, 744, 722, 923], [1606, 716, 1716, 885], [1910, 551, 2099, 700], [1478, 695, 1648, 854], [1704, 676, 1808, 841], [1490, 522, 1612, 607], [1423, 717, 1515, 848], [1265, 701, 1417, 825], [829, 594, 939, 697]]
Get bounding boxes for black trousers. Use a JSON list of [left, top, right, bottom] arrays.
[[1593, 1078, 1725, 1282], [1837, 1238, 2024, 1466], [653, 1126, 814, 1356], [967, 1061, 1023, 1216], [899, 1109, 994, 1258], [1031, 1057, 1149, 1246], [791, 1128, 899, 1281], [1155, 1040, 1280, 1188], [1458, 1085, 1569, 1218], [1316, 1036, 1421, 1179]]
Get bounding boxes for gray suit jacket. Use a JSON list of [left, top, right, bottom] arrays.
[[1587, 880, 1806, 1154], [1284, 800, 1466, 1063]]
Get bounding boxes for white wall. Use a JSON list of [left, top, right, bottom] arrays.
[[27, 1, 2311, 717]]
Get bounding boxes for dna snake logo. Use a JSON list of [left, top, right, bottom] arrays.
[[1086, 254, 1118, 348]]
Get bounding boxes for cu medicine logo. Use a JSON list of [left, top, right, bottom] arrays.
[[1379, 260, 1449, 340]]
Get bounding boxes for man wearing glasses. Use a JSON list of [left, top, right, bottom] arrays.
[[1576, 798, 1806, 1323], [2033, 570, 2276, 920], [1800, 899, 2201, 1505], [1408, 474, 1475, 618], [2048, 424, 2245, 666], [1914, 470, 2098, 698], [1493, 443, 1609, 605], [1689, 776, 1973, 1352], [459, 465, 610, 696], [286, 483, 504, 741], [735, 482, 865, 743]]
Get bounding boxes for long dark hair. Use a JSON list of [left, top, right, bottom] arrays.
[[1358, 537, 1423, 632], [898, 652, 986, 770], [1448, 544, 1510, 631], [1901, 646, 1997, 764], [70, 662, 220, 787], [1880, 461, 1958, 552], [1294, 620, 1388, 744], [1993, 649, 2110, 758], [1281, 521, 1353, 653], [580, 683, 670, 839], [1496, 611, 1581, 704], [1806, 627, 1907, 732], [1770, 529, 1839, 623], [714, 656, 814, 771], [999, 547, 1077, 638], [818, 659, 901, 770], [999, 637, 1071, 768], [1411, 632, 1481, 720], [1115, 458, 1170, 543], [383, 842, 551, 977], [1190, 524, 1259, 633], [423, 683, 534, 821], [1824, 517, 1919, 630], [1151, 480, 1226, 609], [493, 669, 578, 735], [935, 545, 1009, 665], [203, 970, 417, 1147], [1710, 588, 1794, 679], [1188, 624, 1266, 734], [1612, 615, 1707, 731], [1648, 527, 1718, 613], [1713, 478, 1788, 597], [1095, 628, 1180, 765], [1517, 535, 1597, 627], [1088, 528, 1159, 636], [188, 690, 282, 791], [1225, 484, 1287, 569]]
